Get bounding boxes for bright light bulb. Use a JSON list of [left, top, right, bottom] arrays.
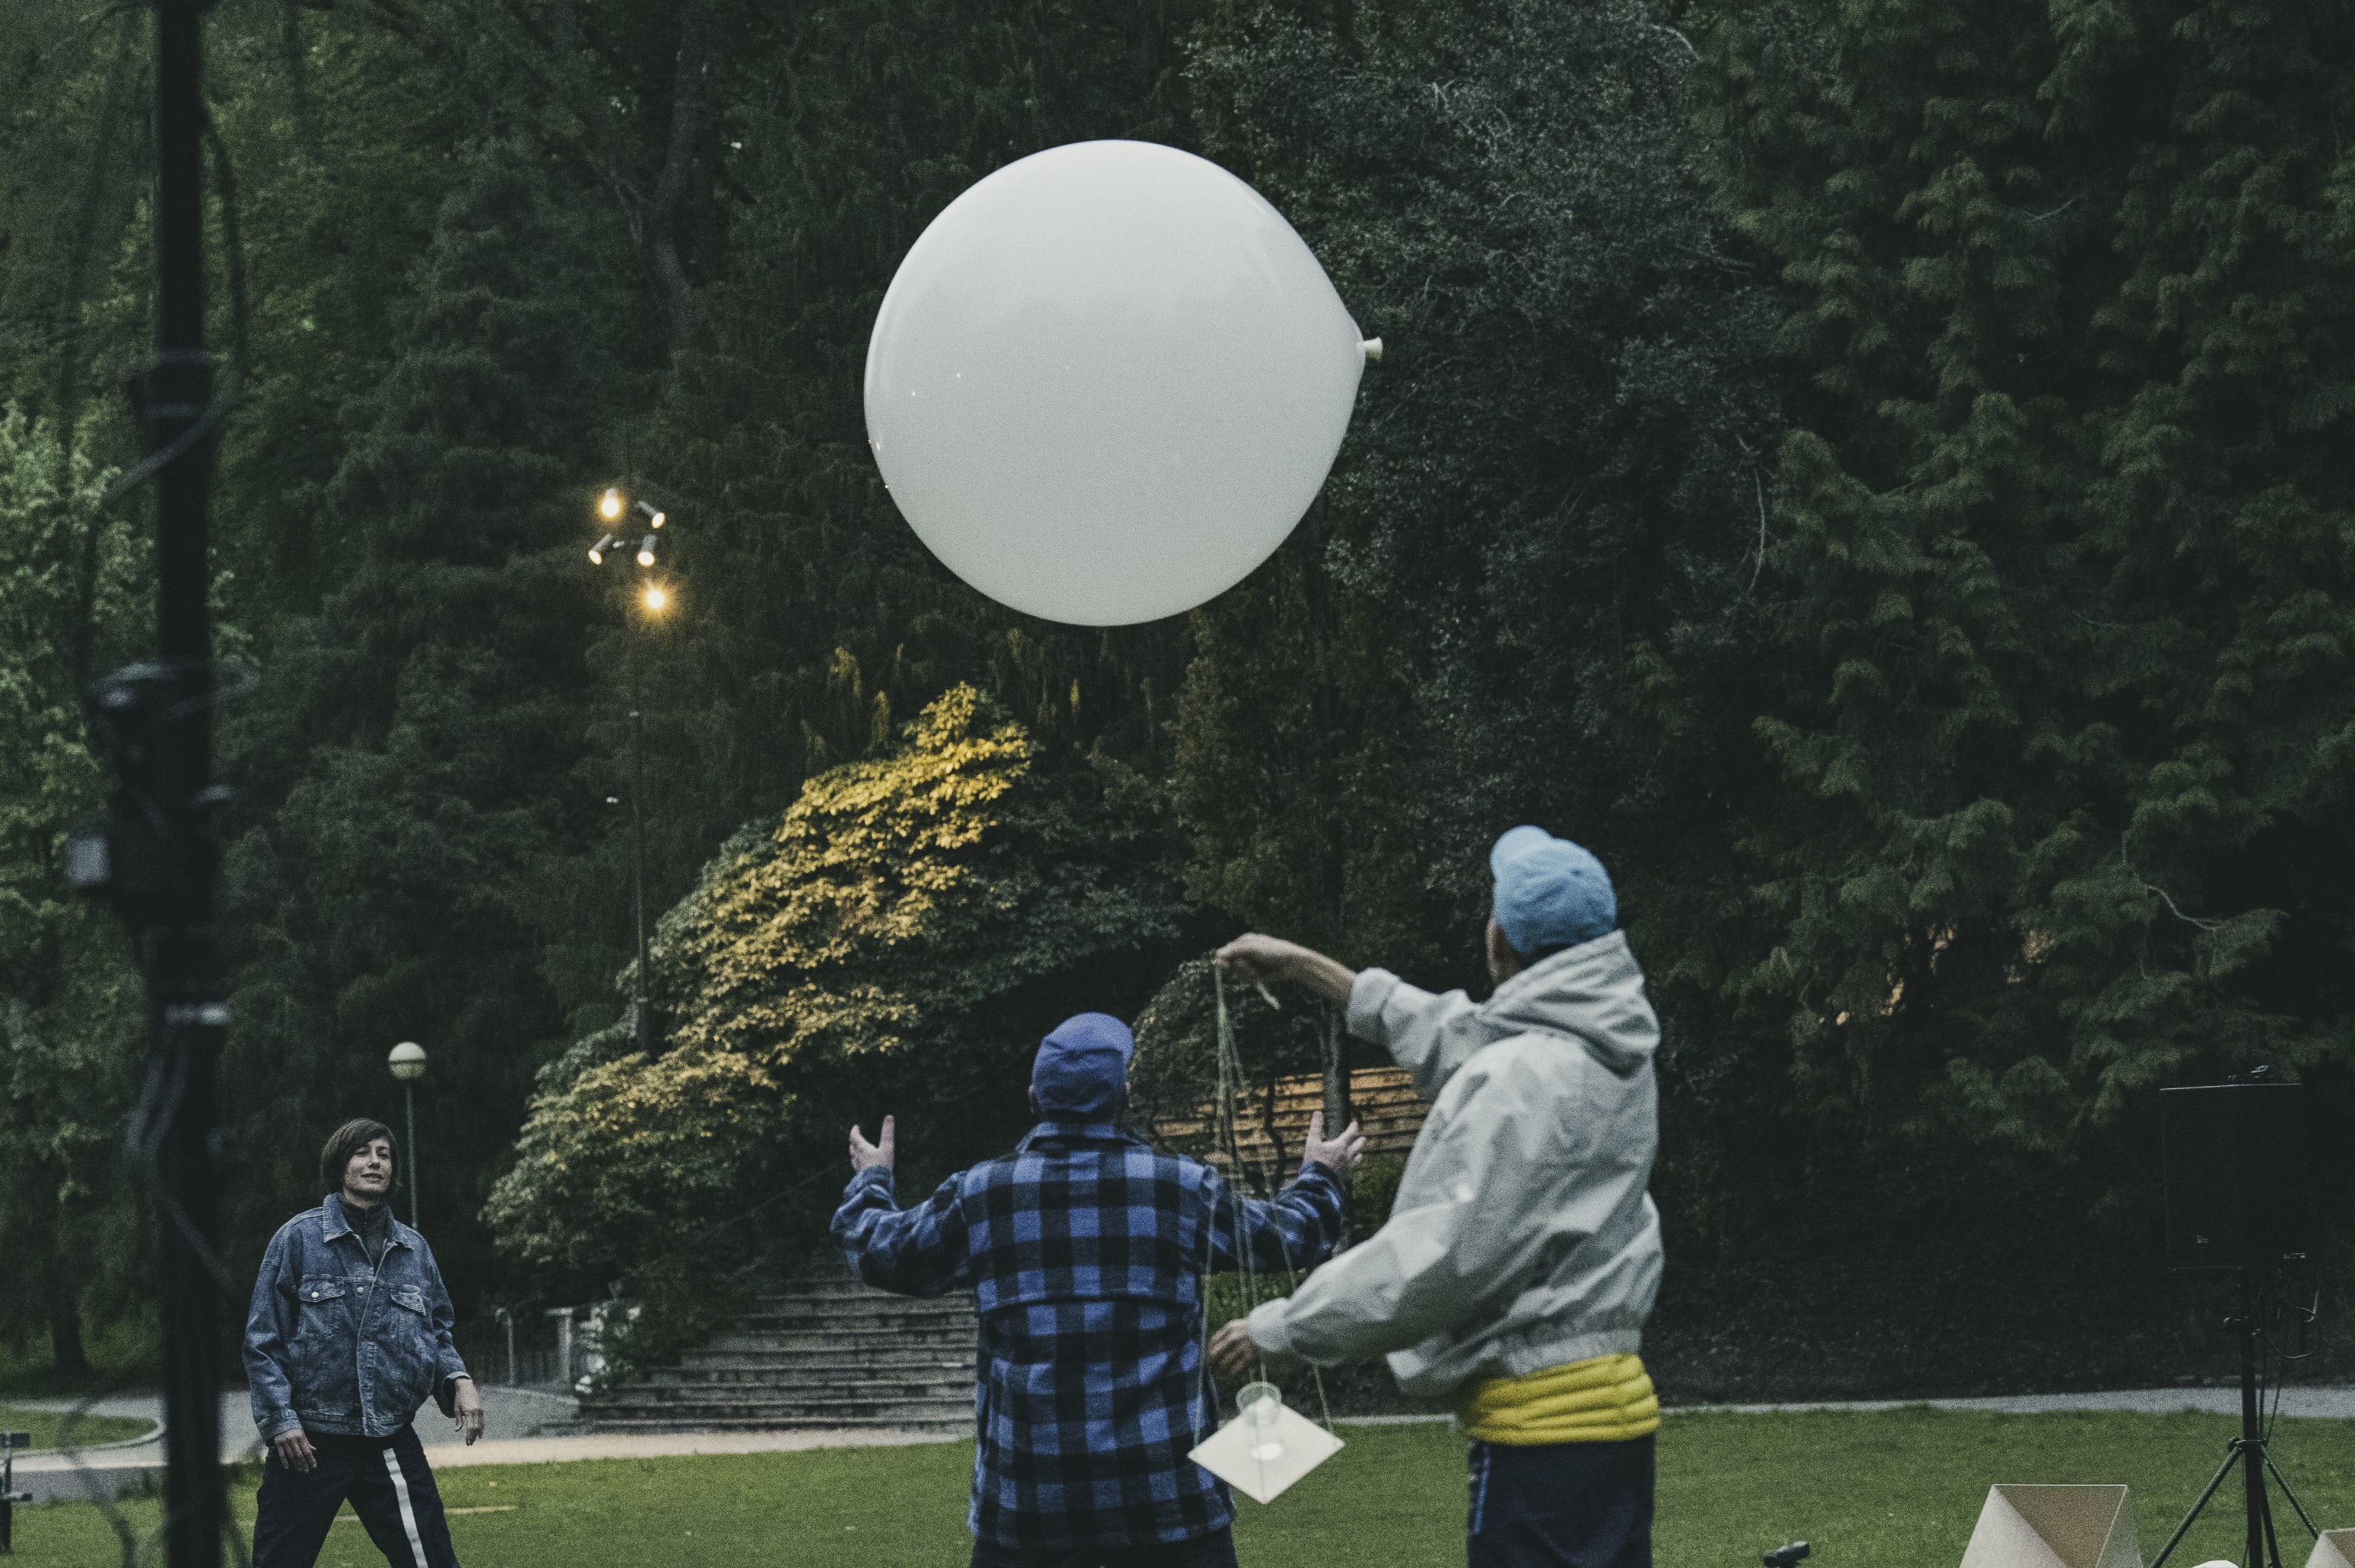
[[636, 548, 655, 566], [588, 546, 603, 564], [650, 510, 665, 529], [599, 488, 623, 520], [645, 586, 668, 611]]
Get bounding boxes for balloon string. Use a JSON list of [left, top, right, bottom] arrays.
[[1216, 964, 1336, 1432]]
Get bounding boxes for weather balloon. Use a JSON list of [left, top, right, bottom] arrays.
[[864, 139, 1376, 626]]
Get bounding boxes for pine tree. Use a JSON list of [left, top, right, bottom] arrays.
[[1696, 0, 2355, 1162], [220, 139, 635, 1304]]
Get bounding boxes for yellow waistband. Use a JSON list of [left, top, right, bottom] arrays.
[[1458, 1353, 1660, 1445]]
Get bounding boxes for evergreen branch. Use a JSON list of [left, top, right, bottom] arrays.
[[2142, 883, 2223, 933]]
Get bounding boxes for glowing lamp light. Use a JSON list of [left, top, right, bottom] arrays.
[[645, 586, 668, 612], [599, 487, 624, 520], [650, 510, 666, 529], [589, 533, 616, 565], [636, 534, 657, 567]]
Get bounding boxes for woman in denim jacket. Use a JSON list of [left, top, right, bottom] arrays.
[[242, 1119, 482, 1567]]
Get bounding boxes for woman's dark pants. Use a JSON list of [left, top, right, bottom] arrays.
[[250, 1424, 460, 1568]]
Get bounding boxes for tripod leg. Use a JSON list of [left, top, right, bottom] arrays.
[[2256, 1464, 2284, 1568], [2263, 1449, 2322, 1541], [2152, 1444, 2245, 1568]]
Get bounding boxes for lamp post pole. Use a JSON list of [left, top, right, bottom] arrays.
[[590, 487, 670, 1056], [630, 694, 650, 1053], [387, 1042, 426, 1231]]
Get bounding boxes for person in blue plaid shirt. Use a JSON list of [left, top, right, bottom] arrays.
[[833, 1011, 1364, 1568]]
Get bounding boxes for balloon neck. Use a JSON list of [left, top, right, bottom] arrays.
[[1359, 337, 1384, 362]]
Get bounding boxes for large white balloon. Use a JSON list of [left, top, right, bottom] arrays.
[[864, 140, 1371, 626]]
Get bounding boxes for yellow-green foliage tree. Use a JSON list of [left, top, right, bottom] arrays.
[[485, 685, 1191, 1357]]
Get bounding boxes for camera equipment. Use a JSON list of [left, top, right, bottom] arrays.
[[2150, 1072, 2324, 1568], [2162, 1078, 2313, 1271]]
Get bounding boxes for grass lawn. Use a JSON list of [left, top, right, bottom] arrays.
[[0, 1404, 150, 1451], [7, 1408, 2350, 1566]]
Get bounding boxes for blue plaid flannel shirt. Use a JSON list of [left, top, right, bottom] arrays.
[[831, 1120, 1346, 1549]]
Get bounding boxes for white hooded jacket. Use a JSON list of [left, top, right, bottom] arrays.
[[1244, 930, 1662, 1400]]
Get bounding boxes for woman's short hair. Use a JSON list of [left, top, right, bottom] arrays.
[[320, 1118, 399, 1194]]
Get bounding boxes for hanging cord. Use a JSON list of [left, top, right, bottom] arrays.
[[1211, 966, 1263, 1379], [1210, 966, 1339, 1435]]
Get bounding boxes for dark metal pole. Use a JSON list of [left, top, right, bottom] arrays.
[[630, 700, 650, 1051], [2240, 1272, 2267, 1568], [151, 5, 225, 1567], [627, 592, 650, 1051], [405, 1081, 419, 1232]]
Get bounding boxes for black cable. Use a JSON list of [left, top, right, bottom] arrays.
[[97, 357, 240, 512]]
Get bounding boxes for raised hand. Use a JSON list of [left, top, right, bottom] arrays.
[[1302, 1111, 1365, 1179], [849, 1114, 896, 1173]]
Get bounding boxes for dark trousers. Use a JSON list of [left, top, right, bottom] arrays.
[[1467, 1434, 1654, 1568], [251, 1424, 460, 1568], [971, 1524, 1241, 1568]]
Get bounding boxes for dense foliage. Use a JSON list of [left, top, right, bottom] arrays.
[[484, 685, 1189, 1358], [2, 0, 2348, 1378]]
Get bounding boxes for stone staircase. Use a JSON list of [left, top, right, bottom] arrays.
[[575, 1255, 977, 1435]]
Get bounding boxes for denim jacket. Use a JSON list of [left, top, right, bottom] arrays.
[[244, 1193, 469, 1439]]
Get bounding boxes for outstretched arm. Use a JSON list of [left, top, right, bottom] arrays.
[[1213, 1060, 1572, 1379], [1215, 934, 1358, 1006], [832, 1116, 971, 1297], [1207, 1113, 1364, 1276]]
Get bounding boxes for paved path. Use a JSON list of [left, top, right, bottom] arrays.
[[14, 1385, 2352, 1504], [9, 1386, 580, 1504]]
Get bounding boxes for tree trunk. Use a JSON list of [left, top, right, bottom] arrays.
[[48, 1281, 90, 1377], [1320, 1002, 1353, 1242]]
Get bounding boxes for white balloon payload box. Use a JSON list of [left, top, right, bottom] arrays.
[[1187, 1381, 1342, 1505]]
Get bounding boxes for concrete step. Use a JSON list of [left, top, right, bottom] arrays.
[[732, 1307, 976, 1335], [742, 1288, 974, 1314], [577, 1395, 973, 1426], [706, 1318, 974, 1347], [672, 1351, 975, 1377]]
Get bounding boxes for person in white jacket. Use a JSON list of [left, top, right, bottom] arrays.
[[1209, 825, 1663, 1568]]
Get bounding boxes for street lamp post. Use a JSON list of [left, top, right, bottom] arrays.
[[387, 1040, 426, 1231], [588, 484, 675, 1055]]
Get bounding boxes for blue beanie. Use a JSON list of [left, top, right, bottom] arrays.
[[1031, 1012, 1135, 1118], [1490, 826, 1616, 960]]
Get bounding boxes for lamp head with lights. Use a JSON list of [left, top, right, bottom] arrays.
[[599, 488, 624, 521], [386, 1040, 428, 1081]]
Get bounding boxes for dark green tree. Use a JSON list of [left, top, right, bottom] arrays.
[[1696, 0, 2355, 1165], [1181, 0, 1788, 1243], [220, 136, 639, 1309], [0, 408, 147, 1375]]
